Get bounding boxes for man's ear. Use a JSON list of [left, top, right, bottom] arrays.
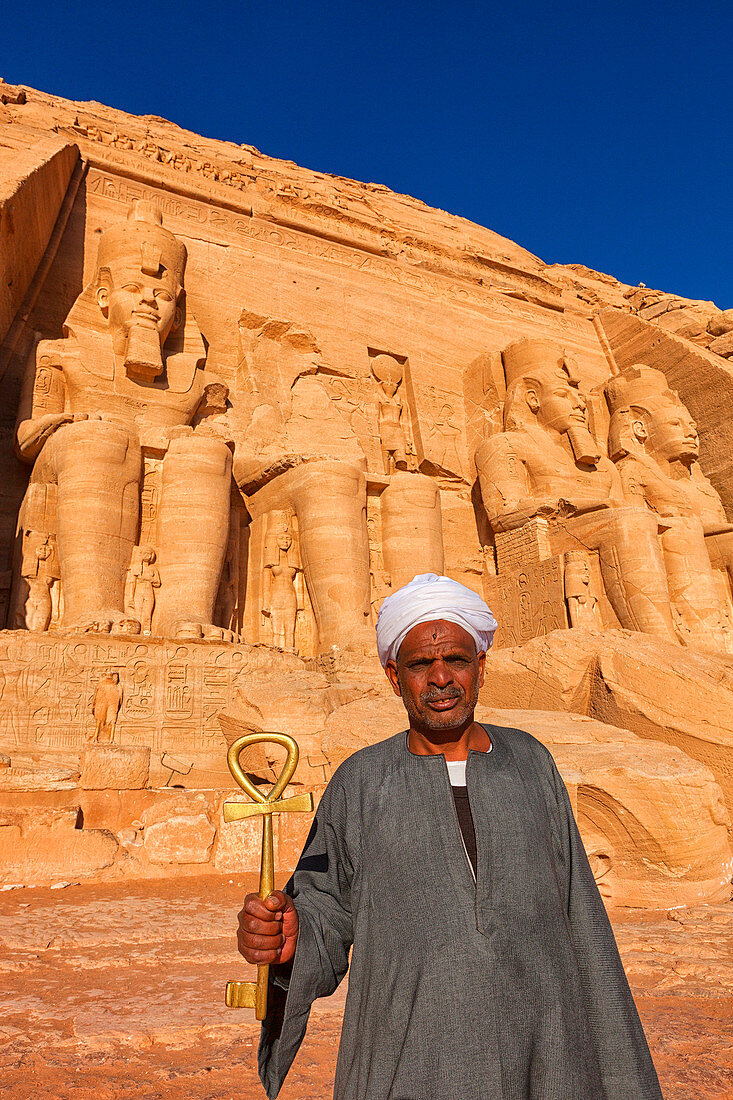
[[384, 660, 402, 698], [525, 387, 540, 414], [172, 304, 182, 331], [477, 650, 486, 689]]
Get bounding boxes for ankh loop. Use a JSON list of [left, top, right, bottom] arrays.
[[223, 732, 314, 1020]]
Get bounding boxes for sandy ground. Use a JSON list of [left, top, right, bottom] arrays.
[[0, 877, 730, 1100]]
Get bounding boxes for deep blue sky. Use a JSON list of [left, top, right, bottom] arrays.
[[5, 1, 731, 304]]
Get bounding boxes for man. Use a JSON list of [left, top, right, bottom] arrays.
[[238, 573, 663, 1099]]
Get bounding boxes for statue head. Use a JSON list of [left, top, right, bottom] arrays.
[[265, 510, 296, 566], [94, 201, 187, 381], [371, 353, 403, 399], [564, 549, 592, 595], [199, 382, 229, 416], [501, 339, 599, 465], [605, 365, 699, 465]]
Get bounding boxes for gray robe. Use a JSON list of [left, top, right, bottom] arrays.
[[259, 724, 663, 1099]]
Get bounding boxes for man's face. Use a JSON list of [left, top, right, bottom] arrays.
[[531, 377, 589, 434], [385, 619, 485, 734], [97, 258, 181, 344], [645, 400, 699, 463]]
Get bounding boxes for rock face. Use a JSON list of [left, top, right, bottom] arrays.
[[80, 744, 150, 790], [0, 78, 731, 905]]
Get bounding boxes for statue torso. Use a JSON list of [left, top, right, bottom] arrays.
[[616, 453, 728, 524], [58, 340, 206, 435]]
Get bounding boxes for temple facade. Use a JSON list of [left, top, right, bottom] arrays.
[[0, 80, 731, 907]]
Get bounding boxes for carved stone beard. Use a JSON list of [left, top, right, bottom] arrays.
[[566, 423, 601, 467], [123, 320, 165, 382]]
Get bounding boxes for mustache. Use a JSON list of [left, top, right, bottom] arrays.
[[422, 686, 463, 702]]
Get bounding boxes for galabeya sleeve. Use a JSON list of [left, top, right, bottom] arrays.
[[258, 766, 358, 1098], [548, 758, 664, 1100]]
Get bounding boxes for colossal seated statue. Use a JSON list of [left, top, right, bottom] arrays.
[[605, 364, 733, 653], [475, 338, 678, 641], [13, 201, 232, 637]]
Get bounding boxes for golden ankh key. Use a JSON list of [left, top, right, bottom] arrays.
[[223, 731, 314, 1020]]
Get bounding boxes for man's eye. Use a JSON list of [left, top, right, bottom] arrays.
[[154, 289, 172, 301], [123, 283, 140, 293]]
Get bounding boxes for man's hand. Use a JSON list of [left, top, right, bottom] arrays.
[[237, 890, 299, 966]]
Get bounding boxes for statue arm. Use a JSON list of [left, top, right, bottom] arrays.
[[16, 412, 74, 462], [609, 457, 648, 506], [693, 469, 732, 532], [15, 344, 73, 463], [476, 436, 556, 532], [552, 460, 627, 515], [123, 569, 137, 613], [262, 563, 273, 616], [295, 565, 305, 611]]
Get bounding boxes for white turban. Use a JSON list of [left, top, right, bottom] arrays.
[[375, 572, 498, 667]]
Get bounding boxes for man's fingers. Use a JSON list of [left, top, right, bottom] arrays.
[[240, 913, 284, 936], [237, 891, 297, 964], [264, 890, 291, 912], [241, 893, 284, 920], [241, 946, 283, 964], [239, 931, 283, 951]]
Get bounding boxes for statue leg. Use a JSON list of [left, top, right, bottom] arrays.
[[562, 507, 677, 639], [51, 421, 142, 627], [705, 529, 733, 587], [380, 472, 445, 590], [289, 460, 371, 652], [25, 578, 52, 632], [662, 519, 729, 653], [153, 435, 232, 635]]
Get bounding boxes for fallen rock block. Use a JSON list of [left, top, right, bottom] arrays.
[[141, 793, 216, 865], [80, 745, 150, 791], [143, 813, 215, 865], [0, 807, 118, 884]]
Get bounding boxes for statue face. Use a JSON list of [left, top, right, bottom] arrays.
[[277, 533, 293, 552], [97, 257, 181, 345], [645, 400, 699, 462], [531, 378, 589, 433]]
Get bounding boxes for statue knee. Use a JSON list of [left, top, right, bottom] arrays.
[[55, 418, 139, 471]]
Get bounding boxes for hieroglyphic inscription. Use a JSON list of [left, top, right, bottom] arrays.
[[78, 134, 568, 312], [484, 556, 568, 648], [85, 169, 592, 333], [0, 633, 252, 754]]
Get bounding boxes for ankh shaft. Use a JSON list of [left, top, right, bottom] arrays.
[[223, 728, 314, 1021], [252, 811, 275, 1020]]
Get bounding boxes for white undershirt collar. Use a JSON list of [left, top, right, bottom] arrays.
[[445, 747, 492, 787]]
